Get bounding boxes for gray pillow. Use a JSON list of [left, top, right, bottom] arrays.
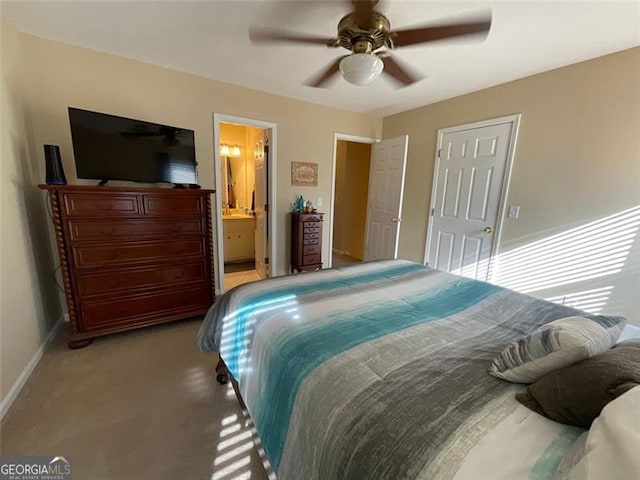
[[515, 339, 640, 428], [489, 315, 626, 383]]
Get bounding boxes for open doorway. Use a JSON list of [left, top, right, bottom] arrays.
[[330, 133, 409, 267], [333, 140, 372, 267], [213, 114, 277, 294], [329, 134, 378, 268]]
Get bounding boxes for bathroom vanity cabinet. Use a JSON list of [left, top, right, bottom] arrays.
[[223, 217, 255, 262]]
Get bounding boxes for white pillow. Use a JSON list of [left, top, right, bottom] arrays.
[[559, 385, 640, 480]]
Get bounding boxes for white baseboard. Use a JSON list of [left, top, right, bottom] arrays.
[[0, 316, 63, 420]]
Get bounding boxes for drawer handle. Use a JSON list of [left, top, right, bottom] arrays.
[[100, 227, 115, 236], [171, 247, 185, 255], [169, 225, 183, 233], [116, 309, 128, 317], [112, 280, 122, 287], [174, 272, 185, 279], [105, 252, 121, 260], [94, 202, 114, 211]]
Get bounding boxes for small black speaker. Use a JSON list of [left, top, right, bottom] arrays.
[[44, 145, 67, 185]]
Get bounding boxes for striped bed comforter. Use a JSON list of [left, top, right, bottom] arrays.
[[198, 260, 587, 480]]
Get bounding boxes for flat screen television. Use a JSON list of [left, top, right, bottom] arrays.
[[68, 107, 197, 185]]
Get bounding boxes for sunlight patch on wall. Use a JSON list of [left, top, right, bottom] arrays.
[[489, 206, 639, 293], [545, 286, 614, 314]]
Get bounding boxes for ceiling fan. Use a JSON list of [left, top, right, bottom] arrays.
[[249, 0, 491, 88]]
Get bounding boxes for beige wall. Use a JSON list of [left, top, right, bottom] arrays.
[[384, 47, 640, 319], [333, 141, 371, 260], [0, 19, 61, 405], [18, 33, 383, 279]]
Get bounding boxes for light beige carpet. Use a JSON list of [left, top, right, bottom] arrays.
[[0, 319, 270, 480]]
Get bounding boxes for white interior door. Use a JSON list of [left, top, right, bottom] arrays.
[[254, 131, 267, 278], [364, 135, 409, 261], [426, 121, 515, 280]]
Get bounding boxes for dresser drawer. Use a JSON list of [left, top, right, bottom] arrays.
[[68, 217, 204, 242], [80, 285, 211, 331], [63, 193, 140, 216], [302, 254, 321, 265], [72, 239, 204, 267], [303, 237, 319, 246], [76, 262, 207, 297], [303, 244, 320, 255], [303, 225, 321, 234], [304, 232, 321, 241], [302, 215, 323, 223], [143, 195, 204, 215]]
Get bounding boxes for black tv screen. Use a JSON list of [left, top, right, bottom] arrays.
[[68, 108, 197, 184]]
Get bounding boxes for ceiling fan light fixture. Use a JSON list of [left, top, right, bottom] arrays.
[[339, 54, 384, 86]]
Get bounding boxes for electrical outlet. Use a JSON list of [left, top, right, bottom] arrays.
[[508, 205, 520, 219], [317, 197, 323, 207]]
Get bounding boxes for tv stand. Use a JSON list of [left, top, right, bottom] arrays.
[[98, 179, 110, 186]]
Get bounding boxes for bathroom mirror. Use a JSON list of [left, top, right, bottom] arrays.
[[220, 123, 261, 215]]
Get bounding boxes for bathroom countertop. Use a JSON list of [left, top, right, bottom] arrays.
[[222, 214, 254, 220]]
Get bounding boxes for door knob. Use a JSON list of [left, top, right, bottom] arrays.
[[484, 226, 494, 234], [391, 218, 402, 223]]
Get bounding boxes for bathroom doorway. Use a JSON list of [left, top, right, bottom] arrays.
[[213, 114, 277, 294]]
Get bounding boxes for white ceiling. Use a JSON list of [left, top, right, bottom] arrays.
[[1, 1, 638, 116]]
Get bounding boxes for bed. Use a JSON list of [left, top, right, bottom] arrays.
[[197, 259, 615, 479]]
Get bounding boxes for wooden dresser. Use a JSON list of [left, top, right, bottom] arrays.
[[40, 185, 215, 348], [291, 212, 323, 273]]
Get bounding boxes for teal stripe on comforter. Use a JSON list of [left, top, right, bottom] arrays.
[[221, 261, 425, 376], [253, 276, 502, 469]]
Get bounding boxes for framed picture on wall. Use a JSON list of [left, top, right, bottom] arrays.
[[291, 161, 318, 186]]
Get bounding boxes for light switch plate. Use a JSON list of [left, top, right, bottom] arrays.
[[317, 197, 323, 207], [508, 205, 520, 219]]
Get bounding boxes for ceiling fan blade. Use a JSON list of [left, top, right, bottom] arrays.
[[392, 16, 492, 48], [249, 28, 337, 47], [305, 56, 349, 88], [380, 54, 421, 87]]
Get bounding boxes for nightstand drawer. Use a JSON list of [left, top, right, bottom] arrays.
[[303, 254, 321, 265], [303, 225, 321, 234], [303, 244, 320, 255]]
